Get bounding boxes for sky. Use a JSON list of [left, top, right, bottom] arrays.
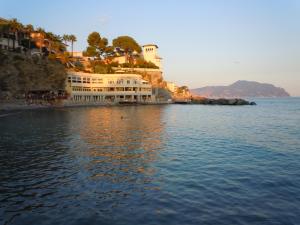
[[1, 0, 300, 96]]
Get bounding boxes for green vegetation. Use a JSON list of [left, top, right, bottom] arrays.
[[89, 61, 114, 74], [83, 32, 110, 58], [177, 86, 189, 94], [0, 50, 67, 99], [0, 18, 67, 54], [134, 58, 159, 69], [62, 34, 77, 57], [0, 17, 167, 100], [112, 36, 142, 53]]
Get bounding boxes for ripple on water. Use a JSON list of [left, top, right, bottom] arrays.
[[1, 101, 300, 225]]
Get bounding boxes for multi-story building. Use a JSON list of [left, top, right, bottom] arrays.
[[142, 44, 162, 69], [66, 72, 154, 103]]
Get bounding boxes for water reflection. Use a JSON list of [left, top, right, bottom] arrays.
[[72, 106, 165, 185], [0, 106, 166, 225]]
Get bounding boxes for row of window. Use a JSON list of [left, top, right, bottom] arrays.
[[72, 87, 152, 92], [145, 48, 154, 52], [68, 77, 103, 84], [68, 77, 140, 85], [108, 79, 138, 85], [72, 95, 152, 102]]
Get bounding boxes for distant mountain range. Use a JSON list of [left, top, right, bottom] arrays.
[[191, 80, 290, 98]]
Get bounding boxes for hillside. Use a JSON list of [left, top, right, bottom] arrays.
[[0, 51, 67, 100], [191, 80, 290, 98]]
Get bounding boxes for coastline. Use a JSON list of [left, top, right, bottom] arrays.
[[0, 100, 170, 113], [0, 96, 260, 113]]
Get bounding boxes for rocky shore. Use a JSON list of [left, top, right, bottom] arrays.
[[0, 98, 256, 113], [190, 98, 256, 105], [174, 97, 256, 105]]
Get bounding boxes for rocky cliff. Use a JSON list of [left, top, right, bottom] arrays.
[[0, 51, 67, 99]]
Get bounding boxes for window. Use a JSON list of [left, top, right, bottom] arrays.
[[117, 79, 124, 84], [127, 80, 130, 84]]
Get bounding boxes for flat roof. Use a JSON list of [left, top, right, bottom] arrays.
[[142, 44, 158, 48], [68, 71, 142, 78]]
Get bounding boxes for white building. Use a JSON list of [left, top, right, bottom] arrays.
[[69, 51, 83, 58], [166, 82, 176, 93], [66, 72, 153, 103], [142, 44, 162, 69]]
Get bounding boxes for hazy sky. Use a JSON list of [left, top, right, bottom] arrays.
[[1, 0, 300, 95]]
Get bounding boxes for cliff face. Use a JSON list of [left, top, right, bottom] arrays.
[[0, 51, 67, 99], [191, 80, 290, 98]]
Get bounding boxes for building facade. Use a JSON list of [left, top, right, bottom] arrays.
[[0, 17, 20, 50], [142, 44, 162, 69], [66, 72, 153, 103], [166, 82, 176, 93]]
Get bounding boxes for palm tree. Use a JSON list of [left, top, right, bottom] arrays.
[[45, 32, 55, 53], [62, 34, 70, 55], [62, 34, 69, 45], [68, 34, 77, 57]]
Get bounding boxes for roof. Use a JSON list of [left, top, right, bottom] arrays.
[[142, 44, 158, 48]]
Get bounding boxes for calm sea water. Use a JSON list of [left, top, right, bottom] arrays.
[[1, 98, 300, 225]]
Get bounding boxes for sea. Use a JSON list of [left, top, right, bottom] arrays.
[[1, 98, 300, 225]]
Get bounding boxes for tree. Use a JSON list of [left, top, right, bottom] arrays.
[[83, 46, 99, 57], [68, 34, 77, 57], [62, 34, 69, 45], [85, 32, 108, 58], [112, 36, 141, 66], [112, 36, 141, 54]]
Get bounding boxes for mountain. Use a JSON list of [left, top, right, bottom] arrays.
[[191, 80, 290, 98]]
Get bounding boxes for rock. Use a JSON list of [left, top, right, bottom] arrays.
[[190, 97, 256, 106]]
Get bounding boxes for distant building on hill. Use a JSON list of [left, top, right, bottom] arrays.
[[142, 44, 162, 69], [0, 17, 20, 50], [166, 82, 176, 93], [70, 51, 83, 58], [112, 55, 127, 64]]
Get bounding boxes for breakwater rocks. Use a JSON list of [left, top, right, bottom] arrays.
[[192, 98, 256, 105], [175, 98, 256, 105]]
